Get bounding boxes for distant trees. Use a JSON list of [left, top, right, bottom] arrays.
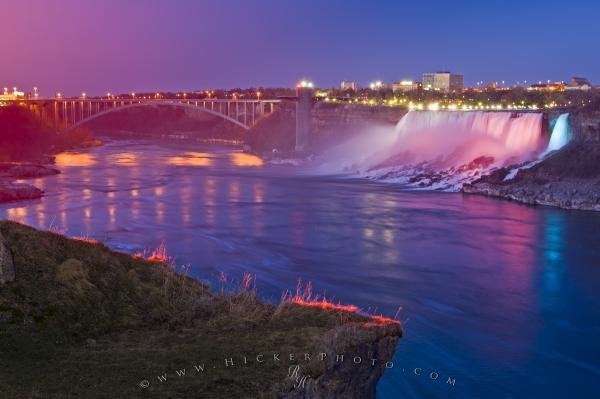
[[0, 105, 54, 162], [0, 105, 94, 162]]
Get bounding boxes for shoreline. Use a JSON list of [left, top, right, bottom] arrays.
[[0, 137, 102, 204], [0, 163, 60, 202]]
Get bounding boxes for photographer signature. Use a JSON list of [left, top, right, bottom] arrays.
[[287, 365, 311, 389]]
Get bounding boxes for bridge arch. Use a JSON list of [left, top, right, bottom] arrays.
[[65, 100, 252, 132]]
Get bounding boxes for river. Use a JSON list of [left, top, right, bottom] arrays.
[[2, 138, 600, 398]]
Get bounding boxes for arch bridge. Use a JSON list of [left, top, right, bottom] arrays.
[[10, 98, 280, 131]]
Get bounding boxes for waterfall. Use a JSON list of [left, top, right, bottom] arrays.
[[546, 113, 571, 153], [315, 111, 546, 191], [379, 111, 543, 167]]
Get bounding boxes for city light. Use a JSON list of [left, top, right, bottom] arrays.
[[369, 81, 384, 90], [297, 80, 314, 88]]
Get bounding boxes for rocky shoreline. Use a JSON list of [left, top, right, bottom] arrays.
[[0, 163, 60, 203], [463, 175, 600, 211]]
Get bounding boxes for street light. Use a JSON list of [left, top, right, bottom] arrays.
[[256, 91, 261, 100]]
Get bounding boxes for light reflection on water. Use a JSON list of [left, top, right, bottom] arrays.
[[54, 152, 97, 167], [230, 152, 264, 167], [165, 151, 212, 166], [2, 139, 600, 398]]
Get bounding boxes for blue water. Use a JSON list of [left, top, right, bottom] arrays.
[[2, 139, 600, 398]]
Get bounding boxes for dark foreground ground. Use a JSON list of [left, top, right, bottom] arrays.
[[0, 222, 401, 399]]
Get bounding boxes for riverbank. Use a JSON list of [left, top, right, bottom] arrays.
[[0, 163, 60, 202], [0, 105, 101, 203], [464, 104, 600, 211], [0, 221, 401, 398]]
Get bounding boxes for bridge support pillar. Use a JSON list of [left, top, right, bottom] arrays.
[[295, 86, 314, 151]]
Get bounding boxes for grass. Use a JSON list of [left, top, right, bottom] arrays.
[[0, 221, 401, 398]]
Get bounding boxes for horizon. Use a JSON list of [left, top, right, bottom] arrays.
[[1, 0, 599, 96]]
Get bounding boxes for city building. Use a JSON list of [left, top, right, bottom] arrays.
[[392, 80, 421, 93], [566, 76, 592, 91], [0, 87, 25, 102], [422, 71, 464, 92], [340, 80, 358, 91], [527, 81, 566, 92]]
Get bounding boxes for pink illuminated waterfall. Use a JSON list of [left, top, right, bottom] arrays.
[[315, 111, 546, 191]]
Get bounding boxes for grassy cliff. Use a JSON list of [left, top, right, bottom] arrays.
[[0, 221, 401, 398]]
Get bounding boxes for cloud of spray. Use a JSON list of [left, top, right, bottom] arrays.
[[313, 124, 398, 174]]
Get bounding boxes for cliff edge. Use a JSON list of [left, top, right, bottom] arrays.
[[0, 221, 401, 398]]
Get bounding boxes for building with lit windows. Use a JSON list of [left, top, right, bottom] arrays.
[[0, 87, 25, 103], [422, 71, 464, 92], [527, 82, 566, 92], [392, 80, 421, 93], [340, 80, 358, 91]]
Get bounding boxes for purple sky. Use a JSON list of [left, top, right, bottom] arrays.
[[1, 0, 599, 96]]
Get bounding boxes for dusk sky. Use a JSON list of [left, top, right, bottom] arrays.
[[1, 0, 599, 96]]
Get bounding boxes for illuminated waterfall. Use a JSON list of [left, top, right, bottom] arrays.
[[546, 113, 571, 153], [380, 111, 543, 167], [316, 111, 545, 191]]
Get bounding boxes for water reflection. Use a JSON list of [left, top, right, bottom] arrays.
[[6, 206, 27, 223], [108, 204, 116, 226], [230, 152, 264, 167], [107, 152, 139, 166], [1, 141, 600, 399], [166, 152, 212, 166], [55, 152, 97, 167], [542, 212, 566, 296]]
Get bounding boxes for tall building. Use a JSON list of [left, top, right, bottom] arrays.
[[340, 80, 358, 91], [422, 71, 464, 92]]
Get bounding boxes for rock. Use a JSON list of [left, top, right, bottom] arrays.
[[0, 231, 15, 286], [273, 322, 401, 399], [0, 163, 60, 179], [0, 182, 43, 202]]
